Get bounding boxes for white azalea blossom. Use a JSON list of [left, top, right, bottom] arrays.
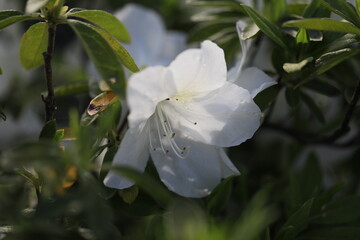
[[104, 39, 276, 197]]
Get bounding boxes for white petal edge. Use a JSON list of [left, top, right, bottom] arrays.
[[217, 148, 240, 177], [104, 124, 150, 189], [149, 134, 222, 198], [168, 40, 227, 93], [127, 66, 177, 128], [231, 67, 277, 98]]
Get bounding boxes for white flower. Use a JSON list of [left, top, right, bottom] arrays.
[[104, 40, 275, 197]]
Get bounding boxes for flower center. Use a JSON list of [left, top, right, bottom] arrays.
[[149, 104, 191, 159]]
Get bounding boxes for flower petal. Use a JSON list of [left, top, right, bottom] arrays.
[[217, 148, 240, 177], [162, 82, 261, 147], [168, 40, 227, 93], [234, 67, 277, 98], [149, 132, 222, 198], [104, 124, 150, 189], [114, 3, 166, 66], [127, 66, 177, 128]]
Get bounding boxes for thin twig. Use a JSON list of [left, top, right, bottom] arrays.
[[263, 79, 360, 146], [42, 23, 57, 122]]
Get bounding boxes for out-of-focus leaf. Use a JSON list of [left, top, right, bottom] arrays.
[[310, 183, 343, 214], [15, 168, 42, 192], [299, 91, 326, 123], [206, 176, 234, 215], [67, 10, 130, 43], [299, 226, 360, 240], [317, 0, 360, 27], [311, 196, 360, 225], [20, 22, 48, 70], [54, 83, 89, 98], [0, 65, 2, 75], [187, 0, 243, 10], [287, 3, 308, 16], [111, 166, 172, 206], [0, 13, 40, 30], [87, 91, 118, 116], [54, 129, 65, 145], [283, 18, 360, 35], [264, 0, 286, 22], [276, 199, 313, 240], [303, 0, 330, 18], [68, 19, 126, 97], [254, 86, 280, 111], [39, 119, 57, 140], [118, 185, 139, 204], [304, 80, 340, 97], [285, 88, 300, 108], [26, 0, 49, 13], [241, 4, 288, 49], [300, 152, 322, 200], [357, 0, 360, 15], [99, 144, 117, 199], [188, 22, 235, 43], [283, 57, 313, 73]]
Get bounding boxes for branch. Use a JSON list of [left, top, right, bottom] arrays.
[[42, 23, 57, 122], [263, 79, 360, 146]]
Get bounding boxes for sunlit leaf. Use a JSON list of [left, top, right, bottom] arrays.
[[67, 10, 130, 43], [87, 91, 118, 116], [20, 22, 48, 70]]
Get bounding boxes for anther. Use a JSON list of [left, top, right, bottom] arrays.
[[165, 98, 170, 100], [194, 122, 197, 125], [163, 134, 166, 137], [175, 98, 179, 101]]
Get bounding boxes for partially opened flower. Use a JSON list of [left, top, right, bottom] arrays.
[[104, 40, 275, 197]]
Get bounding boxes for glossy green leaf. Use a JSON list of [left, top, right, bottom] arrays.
[[276, 199, 313, 240], [19, 22, 48, 70], [25, 0, 49, 13], [283, 18, 360, 35], [67, 10, 130, 43], [68, 19, 126, 97], [241, 4, 288, 49]]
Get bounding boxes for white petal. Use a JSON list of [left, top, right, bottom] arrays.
[[114, 4, 166, 66], [234, 67, 277, 98], [162, 82, 261, 147], [217, 148, 240, 177], [168, 40, 227, 93], [149, 132, 222, 198], [127, 66, 177, 128], [104, 124, 150, 189]]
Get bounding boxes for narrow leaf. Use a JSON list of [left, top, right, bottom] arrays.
[[19, 22, 48, 70], [283, 18, 360, 35], [68, 10, 131, 43], [0, 14, 40, 30], [299, 91, 326, 123], [241, 4, 288, 49]]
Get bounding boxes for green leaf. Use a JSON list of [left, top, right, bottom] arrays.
[[276, 199, 314, 240], [25, 0, 49, 13], [118, 185, 139, 204], [283, 57, 313, 73], [283, 18, 360, 35], [54, 129, 64, 145], [68, 19, 126, 97], [296, 28, 309, 44], [19, 22, 48, 70], [206, 176, 234, 215], [187, 0, 243, 10], [15, 168, 42, 192], [304, 80, 340, 97], [357, 0, 360, 15], [0, 12, 39, 30], [241, 4, 288, 49], [67, 10, 130, 43], [263, 0, 287, 22], [312, 196, 360, 225], [317, 0, 360, 27], [188, 22, 235, 43], [111, 166, 172, 206], [299, 91, 326, 123], [310, 183, 343, 214], [39, 119, 57, 140]]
